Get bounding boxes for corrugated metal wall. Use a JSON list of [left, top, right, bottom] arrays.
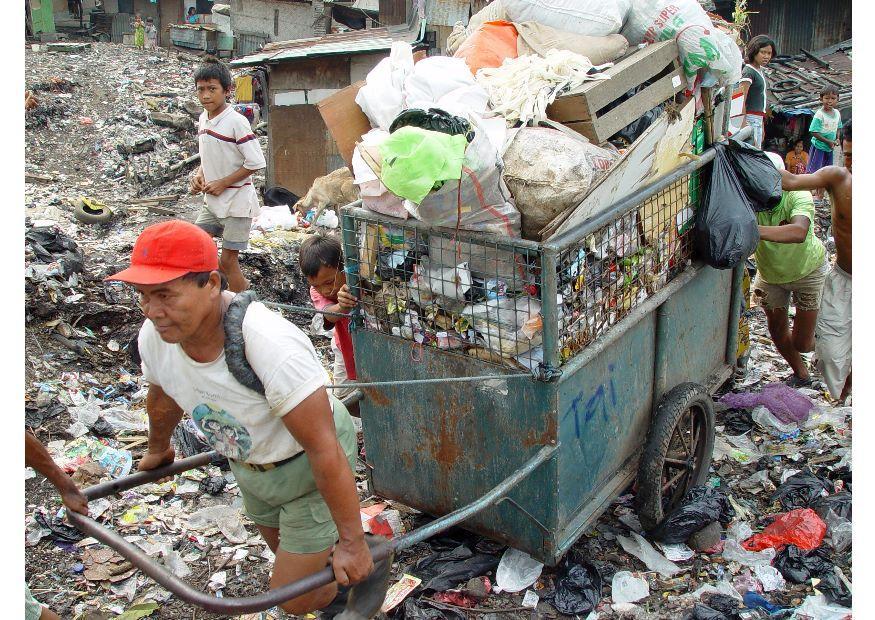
[[747, 0, 851, 55], [237, 32, 270, 56]]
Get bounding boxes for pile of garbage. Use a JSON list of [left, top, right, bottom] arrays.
[[25, 42, 267, 222], [326, 0, 743, 366]]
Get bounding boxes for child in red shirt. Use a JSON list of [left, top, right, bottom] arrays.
[[299, 235, 358, 404]]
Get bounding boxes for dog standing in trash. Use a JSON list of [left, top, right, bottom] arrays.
[[295, 167, 360, 225], [107, 220, 391, 617], [777, 121, 852, 402]]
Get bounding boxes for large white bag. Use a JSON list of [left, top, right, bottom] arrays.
[[503, 126, 618, 239], [355, 42, 414, 131], [622, 0, 742, 87], [503, 0, 631, 37]]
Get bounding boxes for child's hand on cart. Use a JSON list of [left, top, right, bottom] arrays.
[[337, 285, 357, 312]]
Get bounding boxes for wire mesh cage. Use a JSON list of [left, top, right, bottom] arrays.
[[340, 169, 702, 374]]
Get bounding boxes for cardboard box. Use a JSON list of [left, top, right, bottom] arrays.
[[317, 81, 372, 168]]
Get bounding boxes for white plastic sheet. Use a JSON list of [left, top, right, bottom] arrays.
[[355, 41, 414, 131], [504, 0, 631, 37]]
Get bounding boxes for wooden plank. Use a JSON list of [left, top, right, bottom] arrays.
[[563, 67, 683, 143], [542, 99, 695, 240], [269, 56, 351, 92], [547, 40, 679, 123]]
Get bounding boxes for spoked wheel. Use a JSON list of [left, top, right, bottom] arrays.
[[636, 383, 715, 531]]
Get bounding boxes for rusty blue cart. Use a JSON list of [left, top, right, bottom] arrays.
[[340, 140, 744, 566], [64, 139, 744, 613]]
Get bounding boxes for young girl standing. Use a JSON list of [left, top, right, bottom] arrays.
[[739, 35, 777, 149], [132, 15, 145, 50]]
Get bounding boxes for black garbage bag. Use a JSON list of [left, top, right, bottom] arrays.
[[773, 545, 851, 607], [550, 559, 602, 615], [649, 486, 736, 544], [723, 408, 754, 435], [811, 491, 852, 521], [817, 570, 852, 607], [89, 416, 117, 438], [615, 103, 665, 144], [773, 545, 833, 583], [683, 603, 730, 620], [399, 598, 466, 620], [389, 108, 474, 142], [34, 509, 84, 543], [725, 138, 783, 212], [263, 186, 300, 209], [703, 593, 741, 616], [771, 469, 834, 511], [694, 145, 760, 269], [25, 226, 85, 277], [413, 544, 500, 592]]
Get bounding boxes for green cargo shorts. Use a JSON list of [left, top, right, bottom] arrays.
[[229, 397, 357, 555]]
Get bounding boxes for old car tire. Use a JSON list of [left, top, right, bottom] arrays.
[[73, 198, 113, 225], [635, 382, 716, 531]]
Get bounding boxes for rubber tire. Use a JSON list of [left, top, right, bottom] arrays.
[[635, 382, 716, 531], [73, 199, 113, 225]]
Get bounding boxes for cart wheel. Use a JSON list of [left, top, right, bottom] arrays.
[[635, 383, 715, 531], [73, 198, 113, 225]]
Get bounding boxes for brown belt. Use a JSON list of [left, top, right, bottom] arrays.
[[232, 451, 303, 472]]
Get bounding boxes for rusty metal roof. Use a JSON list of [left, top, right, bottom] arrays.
[[231, 20, 425, 66], [767, 39, 852, 113]]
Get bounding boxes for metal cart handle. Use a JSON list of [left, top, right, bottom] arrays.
[[67, 444, 559, 615]]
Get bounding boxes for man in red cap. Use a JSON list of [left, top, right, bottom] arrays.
[[107, 220, 373, 615]]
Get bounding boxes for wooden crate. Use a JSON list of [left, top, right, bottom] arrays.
[[546, 40, 684, 144]]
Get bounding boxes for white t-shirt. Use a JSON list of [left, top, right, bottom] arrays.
[[139, 294, 329, 464], [198, 105, 266, 219]]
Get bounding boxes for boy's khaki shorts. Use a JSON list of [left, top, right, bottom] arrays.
[[228, 397, 357, 555], [753, 259, 828, 312], [195, 208, 252, 251]]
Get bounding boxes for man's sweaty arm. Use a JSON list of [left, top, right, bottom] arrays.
[[138, 384, 185, 472], [26, 432, 89, 515], [758, 215, 811, 244], [281, 388, 373, 586], [780, 167, 846, 193]]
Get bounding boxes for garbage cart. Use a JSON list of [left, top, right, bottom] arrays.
[[65, 141, 745, 613], [339, 142, 744, 566]]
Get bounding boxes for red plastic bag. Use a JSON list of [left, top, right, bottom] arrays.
[[454, 21, 518, 74], [742, 509, 827, 552]]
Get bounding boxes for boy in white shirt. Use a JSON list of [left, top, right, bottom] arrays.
[[190, 57, 266, 292]]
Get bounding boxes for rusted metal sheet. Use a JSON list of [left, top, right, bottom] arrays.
[[748, 0, 851, 55]]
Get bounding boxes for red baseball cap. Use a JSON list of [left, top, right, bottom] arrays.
[[106, 220, 219, 285]]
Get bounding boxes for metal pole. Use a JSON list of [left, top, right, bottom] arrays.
[[67, 443, 558, 615]]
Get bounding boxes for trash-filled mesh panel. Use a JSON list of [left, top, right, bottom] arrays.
[[556, 173, 700, 363], [342, 215, 545, 372]]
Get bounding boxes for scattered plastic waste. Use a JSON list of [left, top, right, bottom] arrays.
[[617, 532, 681, 577], [414, 544, 500, 592], [495, 547, 543, 593], [611, 571, 649, 604], [743, 591, 784, 614], [721, 408, 753, 435], [721, 383, 814, 425], [722, 539, 775, 567], [742, 509, 827, 552]]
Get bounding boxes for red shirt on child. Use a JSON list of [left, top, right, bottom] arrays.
[[310, 287, 357, 381]]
